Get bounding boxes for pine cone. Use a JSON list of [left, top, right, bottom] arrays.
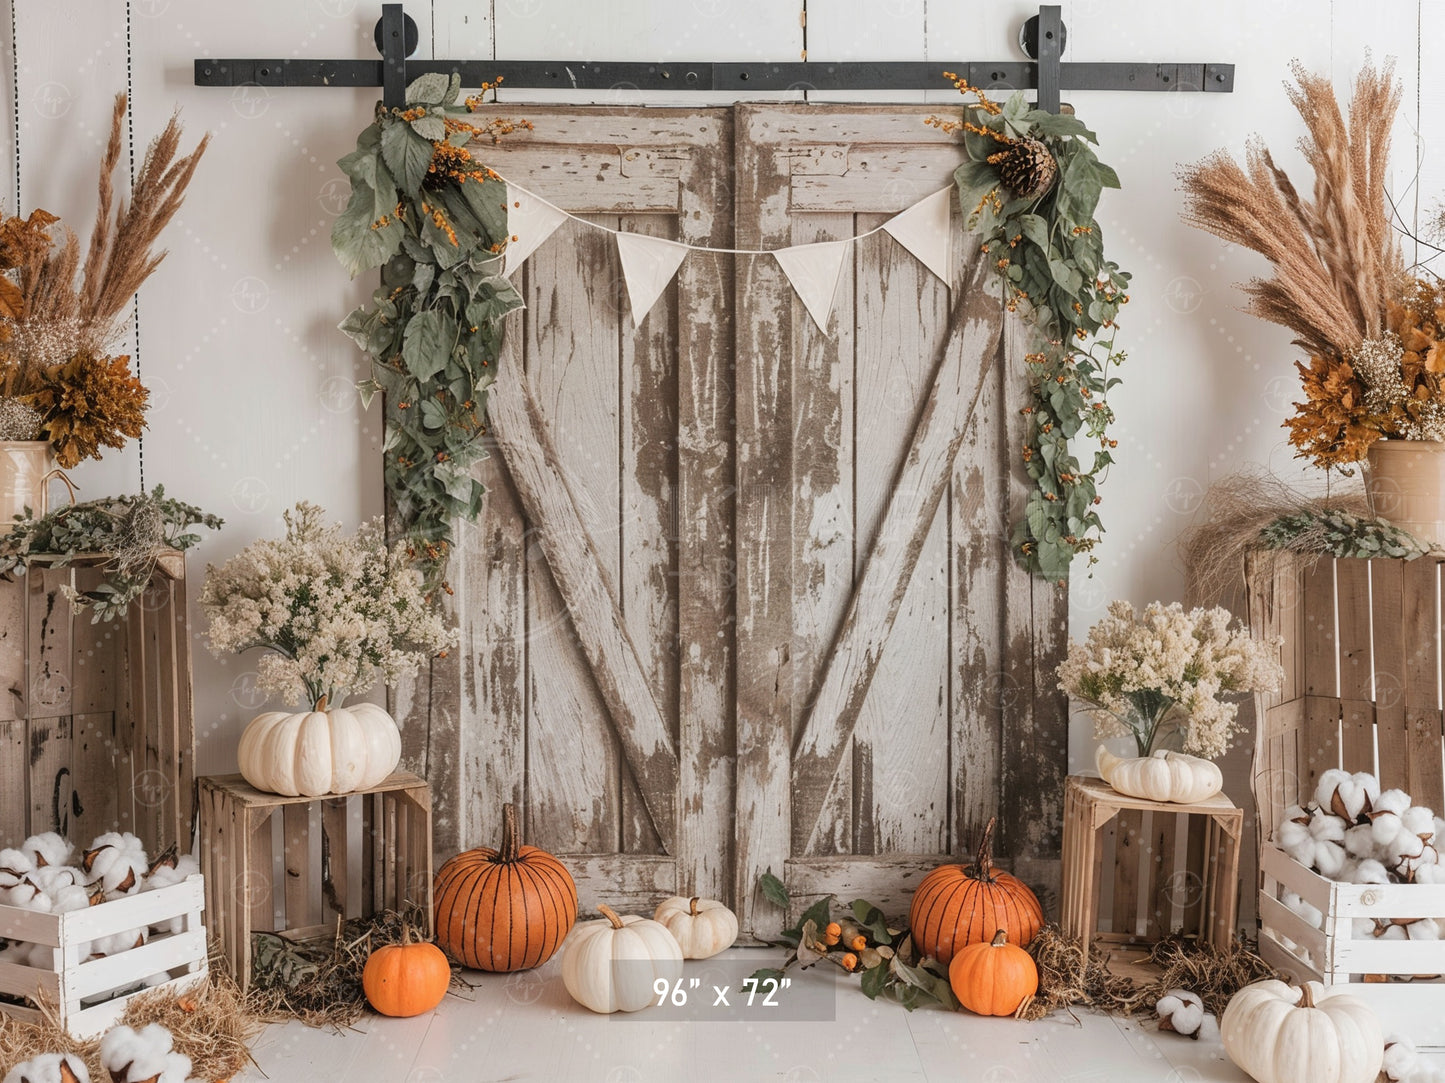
[[997, 137, 1058, 200]]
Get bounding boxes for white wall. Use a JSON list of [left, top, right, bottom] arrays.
[[0, 0, 1433, 792]]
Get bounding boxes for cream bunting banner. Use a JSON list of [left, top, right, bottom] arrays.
[[502, 187, 569, 277], [881, 186, 954, 285], [500, 176, 956, 329], [615, 232, 691, 325], [772, 239, 852, 333]]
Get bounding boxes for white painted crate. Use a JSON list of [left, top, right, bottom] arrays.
[[1259, 846, 1445, 1044], [0, 874, 208, 1039]]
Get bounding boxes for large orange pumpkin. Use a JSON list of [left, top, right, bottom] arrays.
[[908, 817, 1043, 964], [948, 928, 1038, 1016], [362, 927, 451, 1017], [433, 802, 577, 971]]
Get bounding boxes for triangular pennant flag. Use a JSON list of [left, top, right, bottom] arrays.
[[773, 239, 851, 333], [503, 186, 569, 276], [615, 232, 690, 324], [881, 187, 954, 285]]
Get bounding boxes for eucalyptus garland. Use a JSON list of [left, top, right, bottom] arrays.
[[332, 74, 526, 579], [0, 486, 222, 622], [930, 76, 1130, 582]]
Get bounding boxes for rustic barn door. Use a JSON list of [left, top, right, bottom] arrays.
[[396, 107, 736, 909], [731, 105, 1065, 937], [399, 104, 1067, 934]]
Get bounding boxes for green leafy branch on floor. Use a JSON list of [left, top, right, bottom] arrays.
[[750, 872, 958, 1011]]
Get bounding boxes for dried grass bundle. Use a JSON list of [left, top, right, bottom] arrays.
[[1178, 60, 1402, 362], [1016, 924, 1280, 1022], [0, 950, 260, 1082], [1180, 468, 1369, 606]]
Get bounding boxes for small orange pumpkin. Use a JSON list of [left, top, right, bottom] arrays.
[[908, 817, 1043, 964], [948, 928, 1038, 1016], [362, 926, 451, 1017], [433, 802, 578, 971]]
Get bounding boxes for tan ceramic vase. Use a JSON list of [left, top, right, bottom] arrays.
[[1366, 438, 1445, 545], [0, 441, 56, 524]]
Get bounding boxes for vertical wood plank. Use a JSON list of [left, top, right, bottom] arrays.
[[282, 803, 310, 933], [852, 219, 952, 856], [69, 567, 120, 840], [733, 103, 795, 938], [675, 123, 734, 902], [1371, 559, 1407, 787], [0, 577, 25, 726], [1145, 812, 1179, 942], [322, 798, 347, 923], [951, 276, 1005, 858], [1182, 814, 1207, 938], [523, 215, 624, 855], [27, 570, 72, 838], [789, 209, 856, 856], [1111, 809, 1142, 940], [0, 718, 23, 841], [248, 808, 275, 937], [126, 585, 155, 848], [1403, 559, 1443, 801], [168, 569, 196, 850], [618, 210, 678, 857]]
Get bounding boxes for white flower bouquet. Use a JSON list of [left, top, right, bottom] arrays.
[[1056, 600, 1282, 759], [200, 502, 457, 708]]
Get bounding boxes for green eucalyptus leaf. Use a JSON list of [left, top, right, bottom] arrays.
[[381, 119, 434, 196], [401, 309, 454, 381], [406, 73, 452, 106], [410, 114, 447, 141]]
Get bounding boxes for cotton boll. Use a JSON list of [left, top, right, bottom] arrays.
[[1155, 988, 1205, 1038], [100, 1023, 174, 1083], [1351, 858, 1391, 885], [89, 927, 147, 958], [1353, 917, 1379, 939], [1397, 843, 1440, 881], [1384, 1035, 1419, 1082], [1403, 806, 1436, 841], [5, 881, 53, 912], [81, 833, 147, 895], [1371, 790, 1413, 845], [1281, 890, 1323, 927], [26, 865, 82, 897], [1345, 823, 1381, 859], [142, 854, 200, 935], [0, 848, 33, 888], [1, 1051, 91, 1083], [1318, 769, 1381, 821], [21, 832, 74, 870]]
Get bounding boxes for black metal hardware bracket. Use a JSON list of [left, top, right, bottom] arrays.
[[194, 4, 1233, 114]]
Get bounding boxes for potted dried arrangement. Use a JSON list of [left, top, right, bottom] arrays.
[[200, 502, 457, 797], [1179, 61, 1445, 541], [0, 94, 206, 518], [1057, 600, 1282, 803]]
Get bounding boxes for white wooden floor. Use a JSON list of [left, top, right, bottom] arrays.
[[235, 947, 1310, 1083]]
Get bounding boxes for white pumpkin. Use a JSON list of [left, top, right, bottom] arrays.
[[561, 903, 683, 1013], [1220, 980, 1383, 1083], [1096, 746, 1223, 804], [237, 700, 401, 796], [653, 895, 739, 959]]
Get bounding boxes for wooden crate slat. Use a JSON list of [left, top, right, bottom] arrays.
[[1371, 559, 1409, 790], [282, 803, 311, 933], [1301, 558, 1337, 698], [1111, 808, 1142, 940]]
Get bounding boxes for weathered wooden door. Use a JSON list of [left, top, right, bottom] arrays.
[[731, 105, 1064, 937], [398, 104, 1066, 934], [396, 107, 736, 910]]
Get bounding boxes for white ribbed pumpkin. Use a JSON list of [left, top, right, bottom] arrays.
[[1220, 980, 1382, 1083], [1096, 746, 1223, 804], [237, 700, 401, 796], [561, 904, 682, 1014], [653, 896, 738, 959]]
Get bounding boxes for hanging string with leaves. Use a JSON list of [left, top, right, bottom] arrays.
[[929, 75, 1130, 582]]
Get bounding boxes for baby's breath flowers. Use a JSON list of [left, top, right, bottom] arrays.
[[1057, 600, 1283, 759], [200, 503, 458, 709]]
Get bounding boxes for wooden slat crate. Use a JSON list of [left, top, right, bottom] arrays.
[[1061, 776, 1241, 976], [198, 771, 433, 992], [0, 875, 207, 1038], [0, 551, 194, 852], [1248, 552, 1445, 1045]]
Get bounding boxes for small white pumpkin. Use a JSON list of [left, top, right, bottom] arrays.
[[561, 903, 682, 1013], [1220, 980, 1382, 1083], [1096, 746, 1223, 804], [653, 895, 739, 959], [237, 698, 401, 796]]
